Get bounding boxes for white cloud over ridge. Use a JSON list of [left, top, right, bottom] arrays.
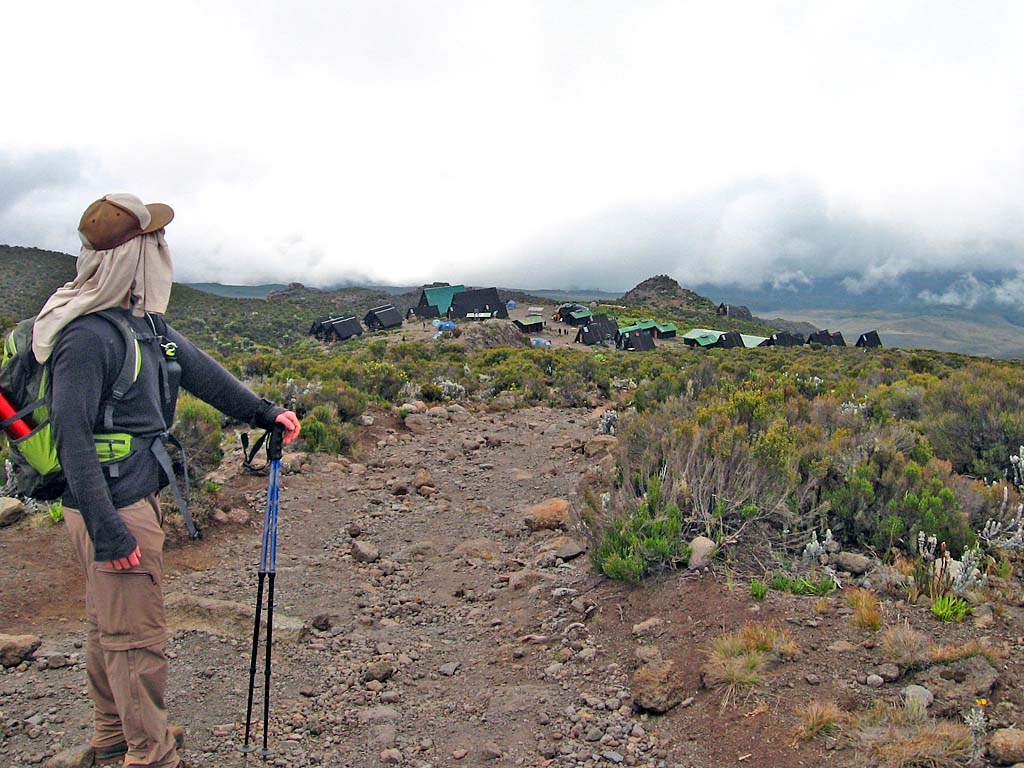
[[1, 1, 1023, 291]]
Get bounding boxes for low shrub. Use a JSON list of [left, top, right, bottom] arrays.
[[173, 394, 224, 476], [930, 594, 970, 623], [750, 578, 769, 600], [770, 571, 837, 596], [594, 476, 690, 581]]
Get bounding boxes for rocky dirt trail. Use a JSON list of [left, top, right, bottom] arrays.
[[2, 405, 697, 768], [5, 403, 1023, 767]]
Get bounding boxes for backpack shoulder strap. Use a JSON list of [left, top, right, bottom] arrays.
[[92, 310, 142, 430], [94, 309, 141, 401]]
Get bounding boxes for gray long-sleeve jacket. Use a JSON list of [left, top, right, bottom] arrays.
[[49, 309, 282, 561]]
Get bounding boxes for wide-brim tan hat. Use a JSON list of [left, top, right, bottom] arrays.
[[78, 193, 175, 251]]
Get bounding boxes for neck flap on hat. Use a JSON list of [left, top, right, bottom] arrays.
[[32, 232, 174, 363]]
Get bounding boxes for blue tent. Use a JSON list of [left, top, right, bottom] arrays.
[[531, 338, 551, 348], [438, 320, 458, 331], [506, 300, 518, 310]]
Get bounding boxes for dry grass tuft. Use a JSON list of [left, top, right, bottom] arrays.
[[928, 639, 1008, 667], [858, 701, 973, 768], [737, 622, 799, 657], [846, 587, 883, 631], [703, 622, 796, 707], [867, 721, 972, 768], [795, 699, 843, 741], [880, 620, 930, 668]]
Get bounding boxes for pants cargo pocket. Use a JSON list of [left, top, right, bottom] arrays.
[[91, 565, 166, 651]]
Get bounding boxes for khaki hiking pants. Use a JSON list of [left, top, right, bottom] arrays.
[[65, 495, 180, 768]]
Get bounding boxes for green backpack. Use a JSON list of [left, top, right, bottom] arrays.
[[0, 310, 141, 500]]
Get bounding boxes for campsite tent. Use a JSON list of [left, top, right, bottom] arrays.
[[717, 330, 745, 348], [415, 284, 466, 318], [682, 328, 725, 348], [555, 303, 585, 322], [830, 331, 847, 347], [741, 334, 770, 348], [770, 331, 804, 347], [363, 304, 403, 331], [619, 331, 656, 351], [575, 314, 619, 345], [654, 322, 677, 339], [514, 316, 546, 333], [326, 316, 363, 341], [856, 330, 882, 348], [619, 320, 657, 335], [309, 316, 341, 340], [448, 287, 509, 319], [567, 309, 593, 326], [807, 329, 839, 346]]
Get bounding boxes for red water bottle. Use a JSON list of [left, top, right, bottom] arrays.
[[0, 390, 32, 439]]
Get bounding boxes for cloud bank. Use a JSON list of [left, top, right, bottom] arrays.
[[1, 2, 1022, 292]]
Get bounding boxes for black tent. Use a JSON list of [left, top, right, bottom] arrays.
[[619, 331, 656, 351], [309, 316, 342, 340], [514, 317, 545, 333], [807, 329, 837, 346], [575, 314, 619, 345], [326, 316, 363, 341], [830, 331, 847, 347], [856, 330, 882, 348], [555, 303, 585, 322], [363, 304, 403, 331], [770, 331, 804, 347], [717, 330, 744, 348], [448, 287, 509, 319]]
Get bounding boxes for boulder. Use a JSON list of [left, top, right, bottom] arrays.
[[44, 747, 94, 768], [902, 684, 934, 709], [833, 551, 873, 575], [632, 659, 686, 713], [413, 468, 434, 489], [687, 536, 717, 570], [165, 595, 306, 642], [538, 536, 587, 561], [525, 498, 572, 531], [453, 539, 501, 561], [0, 633, 41, 667], [0, 497, 26, 528], [404, 414, 430, 435], [990, 729, 1024, 765], [583, 436, 618, 458], [507, 569, 556, 591], [351, 540, 381, 563]]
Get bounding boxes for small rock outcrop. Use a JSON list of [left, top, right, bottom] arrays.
[[631, 659, 686, 713], [0, 633, 41, 667], [525, 498, 572, 531]]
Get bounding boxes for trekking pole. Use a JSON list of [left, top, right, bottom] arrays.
[[241, 423, 284, 759]]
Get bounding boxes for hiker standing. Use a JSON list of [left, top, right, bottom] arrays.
[[39, 194, 300, 768]]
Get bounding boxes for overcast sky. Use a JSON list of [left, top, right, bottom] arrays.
[[2, 1, 1022, 292]]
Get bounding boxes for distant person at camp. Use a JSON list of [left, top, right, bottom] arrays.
[[39, 193, 301, 768]]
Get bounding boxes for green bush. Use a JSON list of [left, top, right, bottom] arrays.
[[931, 594, 970, 623], [173, 394, 223, 476], [769, 571, 837, 596], [750, 578, 769, 600], [594, 476, 691, 581], [299, 404, 355, 455]]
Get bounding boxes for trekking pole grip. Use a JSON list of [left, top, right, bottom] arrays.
[[268, 422, 285, 462]]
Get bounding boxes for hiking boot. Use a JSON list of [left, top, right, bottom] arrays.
[[45, 727, 185, 768]]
